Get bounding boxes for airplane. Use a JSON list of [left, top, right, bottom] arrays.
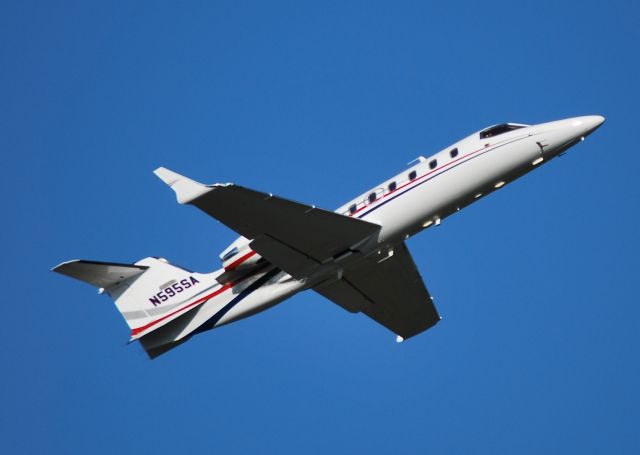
[[53, 115, 605, 358]]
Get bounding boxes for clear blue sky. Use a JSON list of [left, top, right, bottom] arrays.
[[2, 1, 639, 453]]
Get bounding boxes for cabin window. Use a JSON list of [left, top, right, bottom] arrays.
[[349, 204, 357, 214], [429, 159, 437, 170], [479, 123, 526, 139], [450, 148, 458, 158], [388, 181, 397, 192], [368, 192, 377, 203], [409, 170, 417, 181]]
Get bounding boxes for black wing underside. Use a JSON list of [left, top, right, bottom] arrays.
[[155, 168, 440, 339], [314, 242, 440, 339]]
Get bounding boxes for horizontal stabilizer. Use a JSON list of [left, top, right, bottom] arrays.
[[52, 260, 148, 290]]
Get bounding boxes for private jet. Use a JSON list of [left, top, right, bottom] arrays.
[[53, 115, 605, 358]]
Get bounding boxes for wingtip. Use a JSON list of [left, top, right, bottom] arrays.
[[153, 167, 182, 186], [51, 259, 80, 273], [153, 167, 210, 204]]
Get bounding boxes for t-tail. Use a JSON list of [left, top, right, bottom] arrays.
[[52, 257, 222, 358]]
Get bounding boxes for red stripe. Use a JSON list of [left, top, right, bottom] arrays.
[[347, 139, 511, 217], [130, 263, 269, 337], [130, 282, 234, 337], [224, 250, 257, 271]]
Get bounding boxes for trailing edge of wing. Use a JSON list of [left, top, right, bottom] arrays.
[[314, 242, 440, 339]]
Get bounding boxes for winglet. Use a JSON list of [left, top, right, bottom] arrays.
[[154, 167, 212, 204]]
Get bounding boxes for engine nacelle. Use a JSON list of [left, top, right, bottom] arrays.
[[219, 237, 262, 272]]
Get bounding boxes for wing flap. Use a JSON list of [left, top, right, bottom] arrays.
[[314, 278, 369, 313], [314, 243, 440, 339], [251, 235, 319, 280]]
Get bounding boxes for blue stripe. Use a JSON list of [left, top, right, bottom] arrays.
[[193, 268, 281, 334], [357, 136, 528, 219]]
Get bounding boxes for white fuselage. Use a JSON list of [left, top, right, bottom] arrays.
[[208, 115, 604, 328]]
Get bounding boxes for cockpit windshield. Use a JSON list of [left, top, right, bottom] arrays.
[[479, 123, 528, 139]]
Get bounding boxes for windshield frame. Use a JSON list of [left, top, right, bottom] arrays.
[[479, 123, 528, 139]]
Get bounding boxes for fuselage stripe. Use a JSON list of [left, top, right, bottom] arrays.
[[353, 135, 529, 219], [224, 250, 257, 271], [130, 264, 269, 337], [133, 135, 529, 338], [193, 268, 281, 334]]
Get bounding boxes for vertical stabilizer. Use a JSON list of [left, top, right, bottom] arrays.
[[53, 257, 219, 339]]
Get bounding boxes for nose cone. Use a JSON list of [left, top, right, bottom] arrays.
[[534, 115, 605, 158], [569, 115, 605, 138]]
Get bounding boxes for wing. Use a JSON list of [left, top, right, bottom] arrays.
[[314, 242, 440, 339], [154, 167, 381, 279]]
